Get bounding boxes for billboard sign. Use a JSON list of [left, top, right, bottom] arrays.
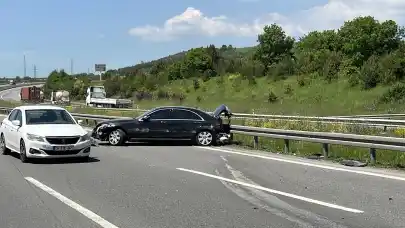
[[95, 64, 106, 72]]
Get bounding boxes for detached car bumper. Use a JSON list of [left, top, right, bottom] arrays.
[[25, 140, 92, 158], [91, 126, 111, 141]]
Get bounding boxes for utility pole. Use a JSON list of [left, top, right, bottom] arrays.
[[33, 65, 37, 78], [23, 55, 26, 78]]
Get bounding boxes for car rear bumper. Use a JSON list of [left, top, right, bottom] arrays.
[[25, 140, 92, 158]]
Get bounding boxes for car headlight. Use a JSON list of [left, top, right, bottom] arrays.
[[26, 133, 45, 142], [79, 133, 91, 142]]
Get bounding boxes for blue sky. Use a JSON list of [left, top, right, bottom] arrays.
[[0, 0, 402, 77]]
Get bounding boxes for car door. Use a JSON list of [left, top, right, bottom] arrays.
[[167, 109, 204, 139], [3, 109, 18, 149], [141, 109, 173, 139], [8, 109, 22, 150]]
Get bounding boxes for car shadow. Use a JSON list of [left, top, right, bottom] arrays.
[[97, 141, 194, 147], [8, 153, 100, 164]]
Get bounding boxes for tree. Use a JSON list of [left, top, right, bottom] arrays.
[[338, 16, 404, 66], [255, 24, 295, 73]]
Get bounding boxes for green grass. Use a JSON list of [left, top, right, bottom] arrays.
[[129, 74, 402, 116]]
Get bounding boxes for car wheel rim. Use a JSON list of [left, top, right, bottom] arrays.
[[109, 131, 120, 145], [197, 131, 213, 146]]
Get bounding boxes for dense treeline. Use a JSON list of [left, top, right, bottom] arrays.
[[42, 70, 91, 100], [44, 16, 405, 104]]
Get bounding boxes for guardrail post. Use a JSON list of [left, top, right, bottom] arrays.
[[253, 136, 259, 149], [370, 148, 376, 164], [383, 126, 387, 132], [284, 139, 290, 153], [230, 133, 233, 141], [322, 143, 329, 158]]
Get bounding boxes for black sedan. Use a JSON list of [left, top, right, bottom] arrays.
[[91, 104, 232, 146]]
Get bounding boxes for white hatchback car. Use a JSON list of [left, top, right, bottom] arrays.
[[0, 105, 92, 163]]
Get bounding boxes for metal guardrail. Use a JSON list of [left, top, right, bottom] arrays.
[[0, 107, 402, 163], [332, 114, 405, 119], [67, 105, 405, 128], [75, 113, 405, 163], [1, 111, 394, 164]]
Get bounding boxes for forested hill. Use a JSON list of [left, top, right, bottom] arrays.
[[117, 45, 257, 74]]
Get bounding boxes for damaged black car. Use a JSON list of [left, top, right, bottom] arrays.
[[91, 104, 232, 146]]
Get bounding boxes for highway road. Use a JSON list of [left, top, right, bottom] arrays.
[[0, 88, 405, 227], [1, 133, 405, 228], [0, 86, 21, 100], [0, 84, 43, 101]]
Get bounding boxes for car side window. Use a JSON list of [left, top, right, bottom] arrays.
[[8, 110, 18, 121], [171, 109, 202, 120], [149, 109, 172, 120], [15, 110, 22, 123]]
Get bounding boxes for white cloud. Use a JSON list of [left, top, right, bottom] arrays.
[[128, 1, 405, 42], [128, 7, 261, 41]]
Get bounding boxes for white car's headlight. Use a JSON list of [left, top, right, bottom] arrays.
[[26, 133, 45, 142], [79, 133, 91, 142]]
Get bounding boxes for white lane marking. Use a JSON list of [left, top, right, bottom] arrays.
[[25, 177, 120, 228], [177, 168, 364, 214], [195, 146, 405, 182]]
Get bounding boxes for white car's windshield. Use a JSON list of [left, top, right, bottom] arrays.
[[25, 109, 76, 125]]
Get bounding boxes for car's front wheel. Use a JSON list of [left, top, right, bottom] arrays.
[[195, 130, 214, 146], [20, 140, 29, 163], [0, 134, 10, 155], [108, 129, 126, 146]]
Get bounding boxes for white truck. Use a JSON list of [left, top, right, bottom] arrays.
[[85, 86, 132, 108], [51, 90, 71, 105]]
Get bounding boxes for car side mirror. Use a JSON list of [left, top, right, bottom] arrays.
[[11, 120, 21, 126], [77, 120, 83, 125]]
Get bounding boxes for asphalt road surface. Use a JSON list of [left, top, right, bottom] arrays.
[[0, 87, 404, 227], [1, 127, 405, 228], [0, 84, 43, 101]]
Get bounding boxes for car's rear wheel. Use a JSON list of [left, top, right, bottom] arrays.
[[195, 130, 214, 146], [20, 140, 29, 163], [0, 134, 10, 155], [108, 129, 125, 146]]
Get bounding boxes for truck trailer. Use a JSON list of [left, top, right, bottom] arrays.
[[20, 86, 43, 103]]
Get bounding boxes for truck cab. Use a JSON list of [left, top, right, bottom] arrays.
[[85, 85, 132, 108], [86, 86, 107, 106]]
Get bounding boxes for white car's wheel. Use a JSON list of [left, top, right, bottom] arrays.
[[108, 129, 125, 146], [196, 130, 214, 146], [20, 140, 29, 163], [0, 134, 10, 155]]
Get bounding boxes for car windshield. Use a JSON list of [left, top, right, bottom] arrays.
[[25, 109, 76, 125]]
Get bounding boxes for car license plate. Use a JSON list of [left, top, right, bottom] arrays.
[[53, 146, 73, 151]]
